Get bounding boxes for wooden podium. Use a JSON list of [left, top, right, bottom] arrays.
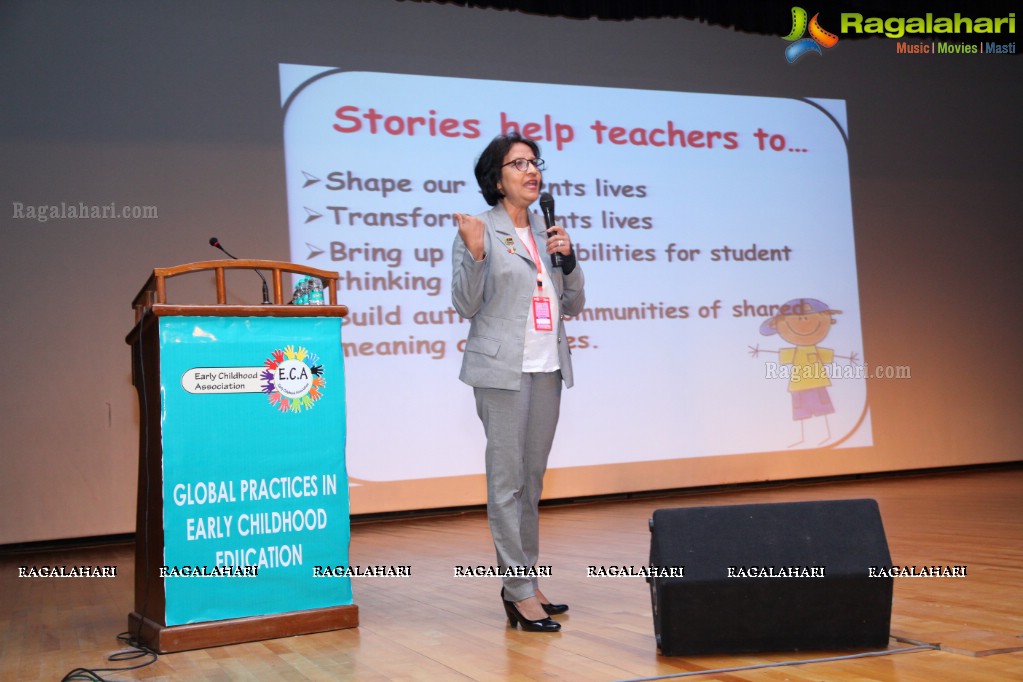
[[126, 260, 358, 653]]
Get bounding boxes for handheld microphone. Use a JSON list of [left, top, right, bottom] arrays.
[[539, 193, 563, 269], [209, 236, 271, 304]]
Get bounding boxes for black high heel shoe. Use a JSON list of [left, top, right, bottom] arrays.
[[501, 591, 561, 632], [540, 601, 569, 616]]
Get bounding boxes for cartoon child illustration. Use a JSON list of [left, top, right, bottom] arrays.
[[751, 298, 857, 448]]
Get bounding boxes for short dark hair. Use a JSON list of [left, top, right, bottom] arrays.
[[474, 132, 542, 206]]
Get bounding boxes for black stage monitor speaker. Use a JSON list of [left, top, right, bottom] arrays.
[[648, 499, 893, 656]]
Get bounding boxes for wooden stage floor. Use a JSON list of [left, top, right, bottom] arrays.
[[2, 466, 1022, 680]]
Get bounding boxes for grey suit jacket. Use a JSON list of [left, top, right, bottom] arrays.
[[452, 203, 586, 391]]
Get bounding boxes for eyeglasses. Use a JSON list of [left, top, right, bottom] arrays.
[[502, 157, 546, 172]]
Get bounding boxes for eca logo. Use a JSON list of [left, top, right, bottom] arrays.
[[783, 7, 839, 62], [261, 345, 326, 412]]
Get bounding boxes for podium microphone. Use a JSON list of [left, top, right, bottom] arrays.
[[209, 236, 271, 304], [539, 193, 563, 269]]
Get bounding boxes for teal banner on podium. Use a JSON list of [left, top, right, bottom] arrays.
[[158, 316, 351, 626]]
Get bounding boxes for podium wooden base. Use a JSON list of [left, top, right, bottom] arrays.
[[128, 604, 359, 653]]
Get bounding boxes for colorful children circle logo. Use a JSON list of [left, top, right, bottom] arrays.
[[783, 7, 839, 62], [261, 345, 325, 412]]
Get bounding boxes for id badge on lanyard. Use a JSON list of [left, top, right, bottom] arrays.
[[523, 227, 554, 332], [532, 296, 553, 332]]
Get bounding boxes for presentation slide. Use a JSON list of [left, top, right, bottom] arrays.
[[280, 65, 871, 507]]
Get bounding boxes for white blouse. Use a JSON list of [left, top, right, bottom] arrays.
[[514, 226, 561, 373]]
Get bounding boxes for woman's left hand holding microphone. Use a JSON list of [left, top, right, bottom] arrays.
[[544, 224, 571, 257]]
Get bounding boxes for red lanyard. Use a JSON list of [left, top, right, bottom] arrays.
[[520, 227, 544, 290]]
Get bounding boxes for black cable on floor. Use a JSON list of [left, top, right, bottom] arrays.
[[59, 631, 158, 681]]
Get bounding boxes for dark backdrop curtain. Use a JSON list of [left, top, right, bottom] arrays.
[[398, 1, 1020, 38]]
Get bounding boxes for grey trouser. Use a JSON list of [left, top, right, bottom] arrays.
[[474, 371, 562, 602]]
